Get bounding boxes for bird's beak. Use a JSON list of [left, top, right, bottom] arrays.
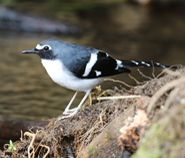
[[22, 48, 38, 54]]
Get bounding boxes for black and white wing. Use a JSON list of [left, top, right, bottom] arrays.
[[69, 50, 131, 79]]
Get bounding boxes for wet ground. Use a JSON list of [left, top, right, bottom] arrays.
[[0, 2, 185, 121]]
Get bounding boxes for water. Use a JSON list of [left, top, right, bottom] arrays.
[[0, 3, 185, 121]]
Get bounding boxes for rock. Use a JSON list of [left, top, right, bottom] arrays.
[[0, 5, 80, 34]]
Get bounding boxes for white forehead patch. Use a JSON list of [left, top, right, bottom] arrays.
[[36, 44, 51, 50]]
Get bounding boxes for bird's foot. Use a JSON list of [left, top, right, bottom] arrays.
[[62, 108, 79, 118], [54, 108, 79, 124], [63, 108, 78, 114]]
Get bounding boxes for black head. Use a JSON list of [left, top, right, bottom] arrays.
[[22, 39, 64, 60]]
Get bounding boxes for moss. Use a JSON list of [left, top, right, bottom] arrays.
[[105, 132, 112, 142], [132, 103, 184, 158], [88, 146, 98, 156]]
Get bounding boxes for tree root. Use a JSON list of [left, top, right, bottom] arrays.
[[24, 130, 50, 158]]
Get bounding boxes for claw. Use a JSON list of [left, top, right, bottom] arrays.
[[54, 89, 91, 124], [63, 108, 78, 114], [55, 109, 78, 124]]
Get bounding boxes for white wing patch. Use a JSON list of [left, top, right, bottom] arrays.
[[83, 53, 98, 77], [115, 60, 123, 70], [105, 53, 109, 57], [95, 70, 101, 76]]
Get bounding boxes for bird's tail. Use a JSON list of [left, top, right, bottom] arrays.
[[121, 60, 178, 69]]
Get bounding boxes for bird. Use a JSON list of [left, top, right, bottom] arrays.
[[22, 39, 176, 120]]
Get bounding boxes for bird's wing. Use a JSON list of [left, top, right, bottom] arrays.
[[68, 50, 131, 79]]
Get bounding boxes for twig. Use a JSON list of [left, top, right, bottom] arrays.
[[20, 130, 23, 141], [129, 74, 142, 85], [155, 68, 168, 78], [98, 89, 116, 97], [97, 95, 141, 100], [104, 78, 134, 88], [156, 65, 181, 78], [151, 61, 156, 78], [137, 69, 152, 80], [162, 68, 181, 77]]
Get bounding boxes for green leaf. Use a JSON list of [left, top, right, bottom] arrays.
[[9, 140, 13, 146], [80, 105, 85, 109]]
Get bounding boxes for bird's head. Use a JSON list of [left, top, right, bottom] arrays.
[[22, 39, 62, 60]]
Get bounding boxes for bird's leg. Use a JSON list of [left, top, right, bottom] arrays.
[[61, 89, 91, 119], [63, 91, 78, 114]]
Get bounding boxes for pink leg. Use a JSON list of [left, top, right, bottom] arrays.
[[63, 91, 78, 114], [58, 89, 91, 120]]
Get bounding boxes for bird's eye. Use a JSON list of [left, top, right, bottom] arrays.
[[44, 46, 49, 51]]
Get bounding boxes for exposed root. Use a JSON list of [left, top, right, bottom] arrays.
[[147, 77, 185, 118], [24, 130, 50, 158], [137, 69, 153, 80], [151, 61, 156, 78], [164, 86, 181, 109], [97, 89, 116, 98], [90, 87, 116, 104], [104, 78, 134, 88], [97, 95, 141, 100], [39, 145, 50, 158], [24, 132, 36, 158], [20, 130, 23, 141], [160, 68, 182, 77], [129, 74, 142, 85], [88, 86, 102, 106]]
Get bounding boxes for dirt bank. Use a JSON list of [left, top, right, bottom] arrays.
[[0, 67, 184, 158]]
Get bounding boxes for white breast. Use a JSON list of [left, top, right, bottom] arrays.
[[41, 59, 104, 92]]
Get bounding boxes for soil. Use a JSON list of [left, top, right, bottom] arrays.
[[0, 67, 184, 158]]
